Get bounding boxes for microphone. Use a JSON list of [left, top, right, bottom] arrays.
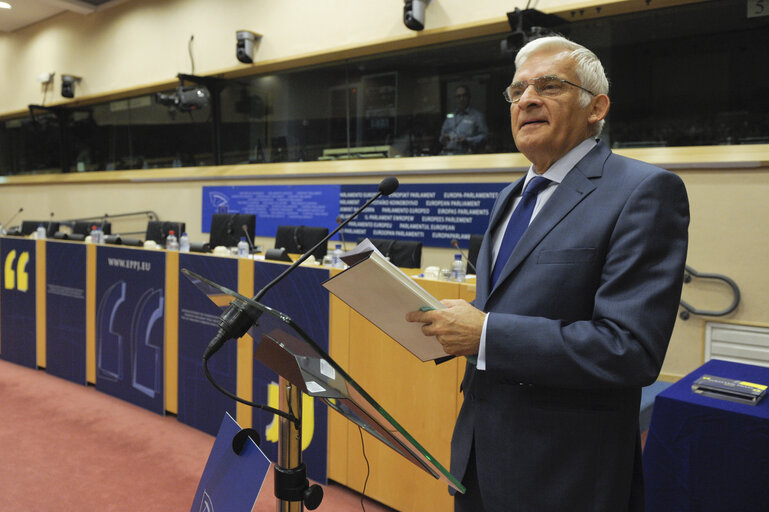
[[203, 176, 399, 360], [336, 215, 346, 250], [451, 238, 476, 274], [1, 207, 23, 234], [242, 224, 256, 253], [47, 211, 55, 237], [292, 225, 303, 253]]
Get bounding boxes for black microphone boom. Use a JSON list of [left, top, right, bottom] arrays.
[[1, 207, 23, 230], [242, 224, 256, 253]]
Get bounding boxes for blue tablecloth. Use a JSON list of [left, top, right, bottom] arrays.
[[643, 359, 769, 512]]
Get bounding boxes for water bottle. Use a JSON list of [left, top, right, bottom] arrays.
[[451, 253, 466, 282], [90, 224, 103, 244], [36, 223, 46, 240], [179, 232, 190, 253], [237, 236, 250, 258], [166, 230, 179, 251], [332, 244, 344, 268]]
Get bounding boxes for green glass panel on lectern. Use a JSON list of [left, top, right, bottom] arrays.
[[181, 268, 464, 493]]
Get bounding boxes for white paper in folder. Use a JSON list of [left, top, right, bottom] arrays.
[[322, 239, 449, 362]]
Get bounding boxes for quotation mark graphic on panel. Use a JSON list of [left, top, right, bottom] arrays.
[[4, 250, 29, 292]]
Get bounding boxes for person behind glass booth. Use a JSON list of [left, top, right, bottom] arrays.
[[407, 35, 689, 511], [439, 85, 488, 154]]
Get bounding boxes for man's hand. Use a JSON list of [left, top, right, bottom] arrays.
[[405, 299, 485, 356]]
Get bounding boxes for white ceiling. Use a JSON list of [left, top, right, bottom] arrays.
[[0, 0, 128, 33]]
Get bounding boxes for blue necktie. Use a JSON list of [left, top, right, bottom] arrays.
[[491, 176, 551, 287]]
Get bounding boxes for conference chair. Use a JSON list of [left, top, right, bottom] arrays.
[[72, 221, 112, 236], [20, 220, 61, 237], [360, 238, 422, 268], [209, 213, 256, 250], [274, 225, 329, 261], [146, 220, 186, 246]]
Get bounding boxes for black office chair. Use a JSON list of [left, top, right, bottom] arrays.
[[146, 221, 186, 245], [72, 221, 112, 236], [20, 220, 60, 237], [274, 225, 329, 261], [209, 213, 256, 249], [467, 234, 483, 274], [360, 238, 423, 268]]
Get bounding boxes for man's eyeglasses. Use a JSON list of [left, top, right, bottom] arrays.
[[503, 75, 596, 104]]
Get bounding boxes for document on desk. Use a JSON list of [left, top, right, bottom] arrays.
[[322, 239, 450, 362]]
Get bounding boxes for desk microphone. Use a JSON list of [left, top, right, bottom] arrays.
[[203, 176, 400, 360], [47, 211, 55, 236], [1, 207, 23, 234], [451, 238, 476, 274], [336, 215, 346, 250], [242, 224, 256, 253]]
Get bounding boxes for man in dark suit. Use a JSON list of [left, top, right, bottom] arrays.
[[406, 36, 689, 511]]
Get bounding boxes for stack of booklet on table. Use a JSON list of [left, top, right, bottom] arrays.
[[691, 374, 767, 405]]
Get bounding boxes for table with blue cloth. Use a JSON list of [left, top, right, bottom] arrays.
[[643, 359, 769, 512]]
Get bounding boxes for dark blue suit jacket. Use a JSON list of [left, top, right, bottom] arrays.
[[451, 141, 689, 511]]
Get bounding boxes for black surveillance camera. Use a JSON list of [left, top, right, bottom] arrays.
[[155, 84, 210, 112], [61, 74, 81, 98], [404, 0, 430, 31], [236, 30, 260, 64]]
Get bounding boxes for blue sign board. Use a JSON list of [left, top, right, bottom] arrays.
[[202, 185, 341, 238], [95, 245, 166, 413], [251, 263, 330, 484], [46, 241, 87, 383], [340, 182, 504, 248], [201, 183, 504, 248], [0, 237, 37, 368], [190, 412, 271, 512], [177, 253, 238, 435]]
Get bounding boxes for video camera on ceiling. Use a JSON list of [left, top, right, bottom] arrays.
[[155, 78, 210, 112], [501, 8, 567, 55]]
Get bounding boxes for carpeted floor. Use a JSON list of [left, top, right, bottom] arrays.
[[0, 359, 394, 512]]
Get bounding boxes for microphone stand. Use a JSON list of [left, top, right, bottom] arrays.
[[200, 176, 398, 510], [0, 207, 23, 235]]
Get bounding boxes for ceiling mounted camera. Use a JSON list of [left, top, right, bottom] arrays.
[[236, 30, 261, 64], [155, 80, 210, 112], [404, 0, 431, 31]]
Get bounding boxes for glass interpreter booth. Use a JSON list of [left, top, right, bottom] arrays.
[[1, 0, 767, 175]]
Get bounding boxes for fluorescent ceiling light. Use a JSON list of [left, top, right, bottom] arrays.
[[0, 2, 12, 9]]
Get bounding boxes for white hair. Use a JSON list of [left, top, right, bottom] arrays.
[[514, 36, 609, 136]]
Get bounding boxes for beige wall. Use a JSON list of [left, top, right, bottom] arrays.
[[1, 0, 767, 380], [0, 0, 517, 114]]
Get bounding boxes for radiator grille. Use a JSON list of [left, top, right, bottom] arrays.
[[705, 322, 769, 368]]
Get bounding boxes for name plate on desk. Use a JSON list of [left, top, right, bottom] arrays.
[[692, 374, 767, 405]]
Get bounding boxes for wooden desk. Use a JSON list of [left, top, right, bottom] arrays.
[[328, 277, 476, 512]]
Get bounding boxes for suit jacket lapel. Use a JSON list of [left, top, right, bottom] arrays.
[[475, 180, 524, 304], [486, 142, 611, 301]]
